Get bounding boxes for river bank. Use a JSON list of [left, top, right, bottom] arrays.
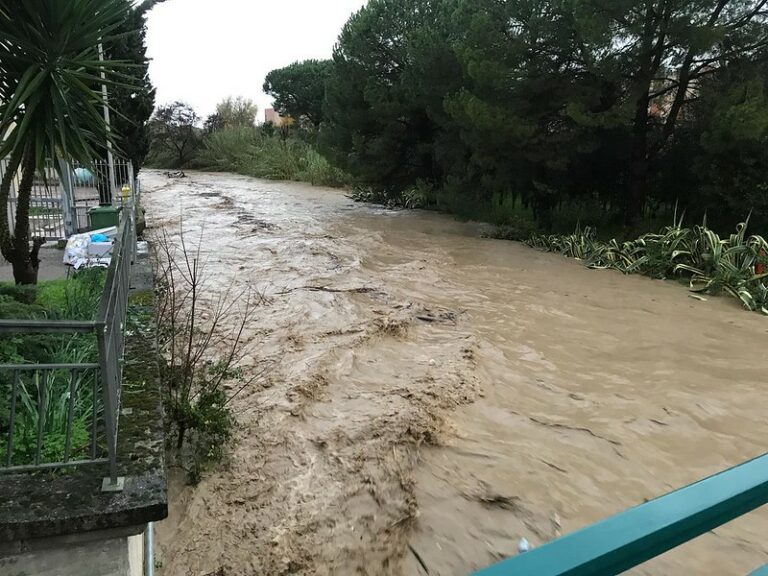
[[143, 170, 768, 576]]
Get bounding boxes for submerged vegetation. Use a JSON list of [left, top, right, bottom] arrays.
[[195, 126, 350, 188], [152, 227, 263, 483], [527, 218, 768, 314]]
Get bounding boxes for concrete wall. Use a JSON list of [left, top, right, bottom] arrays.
[[0, 527, 145, 576]]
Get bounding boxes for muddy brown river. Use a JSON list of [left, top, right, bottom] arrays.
[[142, 170, 767, 576]]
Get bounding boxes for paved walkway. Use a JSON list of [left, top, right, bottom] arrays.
[[0, 248, 69, 283]]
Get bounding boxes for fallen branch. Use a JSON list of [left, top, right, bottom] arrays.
[[409, 544, 430, 575], [277, 285, 377, 295]]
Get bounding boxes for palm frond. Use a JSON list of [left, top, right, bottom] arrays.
[[0, 0, 136, 166]]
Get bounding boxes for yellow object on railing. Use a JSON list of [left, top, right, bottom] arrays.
[[121, 184, 131, 203]]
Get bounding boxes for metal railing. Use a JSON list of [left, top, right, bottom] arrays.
[[2, 157, 135, 240], [2, 363, 105, 472], [473, 453, 768, 576], [95, 203, 135, 480], [0, 204, 135, 482], [68, 158, 136, 233], [2, 158, 69, 240]]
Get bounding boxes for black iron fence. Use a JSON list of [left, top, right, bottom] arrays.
[[0, 204, 136, 481]]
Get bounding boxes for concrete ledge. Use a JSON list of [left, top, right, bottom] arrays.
[[0, 529, 145, 576], [0, 468, 165, 545]]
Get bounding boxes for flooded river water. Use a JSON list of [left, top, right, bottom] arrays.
[[142, 170, 767, 576]]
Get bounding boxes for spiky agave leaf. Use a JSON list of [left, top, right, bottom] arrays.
[[0, 0, 135, 168]]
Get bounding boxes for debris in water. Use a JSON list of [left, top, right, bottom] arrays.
[[409, 544, 431, 574]]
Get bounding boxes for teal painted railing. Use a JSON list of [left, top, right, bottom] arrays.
[[473, 453, 768, 576]]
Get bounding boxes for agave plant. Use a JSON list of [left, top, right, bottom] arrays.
[[526, 215, 768, 315], [673, 221, 766, 303], [738, 280, 768, 315], [625, 224, 693, 277], [586, 238, 637, 272], [0, 0, 132, 284]]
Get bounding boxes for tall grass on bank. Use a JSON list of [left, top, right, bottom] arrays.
[[194, 127, 351, 188], [526, 217, 768, 314]]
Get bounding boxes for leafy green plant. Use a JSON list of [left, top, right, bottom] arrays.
[[0, 0, 133, 284], [7, 368, 98, 465], [526, 218, 768, 315], [0, 271, 106, 465]]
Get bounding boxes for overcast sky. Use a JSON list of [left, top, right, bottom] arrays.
[[145, 0, 366, 121]]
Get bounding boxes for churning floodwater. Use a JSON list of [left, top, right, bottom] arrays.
[[142, 170, 768, 576]]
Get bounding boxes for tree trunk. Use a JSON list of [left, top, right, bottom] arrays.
[[622, 1, 665, 227], [626, 93, 650, 226], [11, 257, 39, 285], [0, 144, 25, 260], [5, 145, 40, 285], [177, 425, 186, 450]]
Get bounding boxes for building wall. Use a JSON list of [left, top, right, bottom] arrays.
[[264, 108, 295, 127]]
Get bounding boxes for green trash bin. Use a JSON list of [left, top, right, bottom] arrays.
[[88, 205, 121, 230]]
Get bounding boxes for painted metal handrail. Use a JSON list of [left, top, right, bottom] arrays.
[[96, 203, 135, 482], [473, 453, 768, 576]]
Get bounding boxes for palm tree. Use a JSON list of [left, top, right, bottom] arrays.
[[0, 0, 131, 284]]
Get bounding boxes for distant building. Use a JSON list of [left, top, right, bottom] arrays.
[[265, 108, 285, 126], [264, 108, 295, 128]]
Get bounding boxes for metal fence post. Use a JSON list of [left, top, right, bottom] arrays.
[[58, 159, 76, 237], [96, 321, 120, 488]]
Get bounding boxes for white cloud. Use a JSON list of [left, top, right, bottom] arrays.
[[145, 0, 366, 120]]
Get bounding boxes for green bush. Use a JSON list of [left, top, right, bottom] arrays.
[[192, 126, 352, 189], [296, 148, 350, 187], [194, 126, 262, 172]]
